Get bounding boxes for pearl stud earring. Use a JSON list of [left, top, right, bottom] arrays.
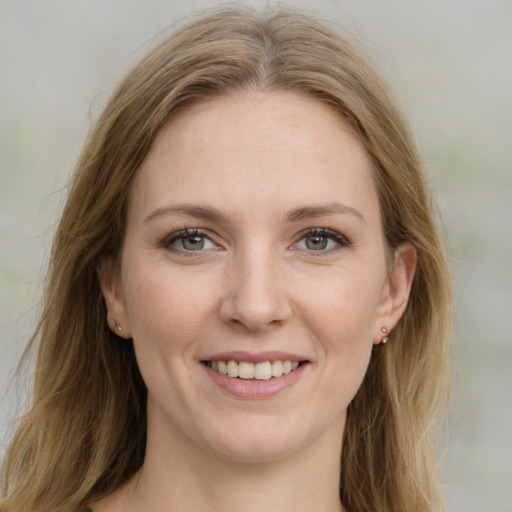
[[380, 326, 390, 344], [114, 321, 122, 333]]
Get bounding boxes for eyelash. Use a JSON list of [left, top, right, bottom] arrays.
[[161, 227, 350, 255], [162, 228, 216, 255], [292, 228, 350, 253]]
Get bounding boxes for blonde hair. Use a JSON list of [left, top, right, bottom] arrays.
[[1, 6, 452, 512]]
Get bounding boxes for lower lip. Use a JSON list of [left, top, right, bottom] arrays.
[[202, 362, 308, 399]]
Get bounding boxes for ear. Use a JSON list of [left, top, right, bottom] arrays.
[[373, 242, 417, 345], [97, 256, 132, 339]]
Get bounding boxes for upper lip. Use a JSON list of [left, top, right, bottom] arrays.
[[202, 351, 309, 364]]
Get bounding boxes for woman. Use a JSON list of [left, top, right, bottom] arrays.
[[0, 5, 452, 512]]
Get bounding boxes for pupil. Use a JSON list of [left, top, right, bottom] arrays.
[[306, 235, 328, 250], [183, 236, 204, 250]]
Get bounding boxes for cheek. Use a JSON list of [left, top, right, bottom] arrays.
[[123, 258, 215, 339], [310, 298, 375, 411], [122, 264, 212, 391], [302, 268, 384, 343], [298, 268, 383, 394]]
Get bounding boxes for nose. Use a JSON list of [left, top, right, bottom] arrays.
[[219, 246, 292, 333]]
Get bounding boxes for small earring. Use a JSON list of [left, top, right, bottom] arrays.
[[114, 321, 122, 333], [380, 325, 390, 344]]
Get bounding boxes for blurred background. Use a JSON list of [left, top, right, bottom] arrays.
[[0, 1, 510, 510]]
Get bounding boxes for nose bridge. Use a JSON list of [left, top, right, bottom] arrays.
[[221, 239, 291, 331]]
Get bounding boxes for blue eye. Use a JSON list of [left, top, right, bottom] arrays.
[[164, 229, 216, 252], [293, 228, 349, 252]]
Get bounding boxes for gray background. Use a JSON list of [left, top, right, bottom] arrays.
[[1, 1, 511, 510]]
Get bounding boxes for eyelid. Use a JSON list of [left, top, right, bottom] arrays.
[[161, 227, 350, 255], [162, 228, 220, 254], [291, 227, 351, 251]]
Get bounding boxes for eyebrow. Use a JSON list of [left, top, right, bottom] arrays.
[[285, 202, 365, 223], [144, 203, 229, 223], [144, 201, 364, 224]]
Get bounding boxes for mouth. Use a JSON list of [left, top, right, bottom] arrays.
[[203, 359, 303, 381]]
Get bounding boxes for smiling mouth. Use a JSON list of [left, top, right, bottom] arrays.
[[204, 360, 303, 381]]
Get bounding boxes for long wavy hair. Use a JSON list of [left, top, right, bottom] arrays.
[[1, 5, 452, 512]]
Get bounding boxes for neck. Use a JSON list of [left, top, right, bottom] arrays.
[[105, 421, 346, 512]]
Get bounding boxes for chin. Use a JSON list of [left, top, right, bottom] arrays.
[[206, 432, 303, 464], [195, 412, 331, 464]]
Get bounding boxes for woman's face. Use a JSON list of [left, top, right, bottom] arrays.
[[101, 92, 414, 463]]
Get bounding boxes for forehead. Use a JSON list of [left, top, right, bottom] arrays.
[[130, 91, 379, 225]]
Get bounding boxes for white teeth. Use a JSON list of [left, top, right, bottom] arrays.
[[209, 360, 301, 380], [254, 361, 272, 380], [271, 360, 283, 377], [238, 361, 255, 379], [227, 360, 239, 378], [218, 361, 228, 375]]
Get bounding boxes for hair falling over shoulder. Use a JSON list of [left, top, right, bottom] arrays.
[[1, 5, 452, 512]]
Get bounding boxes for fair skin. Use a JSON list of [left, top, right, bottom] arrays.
[[96, 91, 416, 512]]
